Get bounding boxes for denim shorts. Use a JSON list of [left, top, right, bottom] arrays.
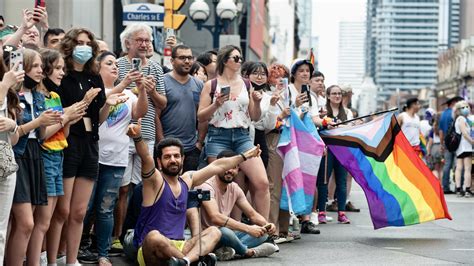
[[205, 126, 255, 158], [42, 151, 64, 197]]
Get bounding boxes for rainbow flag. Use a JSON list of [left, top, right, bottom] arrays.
[[277, 109, 325, 215], [320, 114, 451, 229], [308, 48, 315, 66], [419, 132, 427, 157]]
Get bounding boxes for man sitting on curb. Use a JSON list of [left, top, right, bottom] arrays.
[[196, 150, 279, 261], [127, 119, 262, 265]]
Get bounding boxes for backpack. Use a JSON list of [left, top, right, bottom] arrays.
[[209, 78, 251, 103], [444, 120, 461, 152]]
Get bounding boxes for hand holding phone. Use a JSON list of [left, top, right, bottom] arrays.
[[220, 86, 231, 98], [33, 0, 46, 22], [10, 51, 24, 71], [132, 58, 142, 72]]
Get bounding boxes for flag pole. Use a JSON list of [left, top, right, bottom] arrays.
[[330, 107, 399, 127]]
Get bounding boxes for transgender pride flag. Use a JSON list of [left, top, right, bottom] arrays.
[[277, 109, 325, 215]]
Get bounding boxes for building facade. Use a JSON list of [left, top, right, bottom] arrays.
[[268, 0, 296, 66], [365, 0, 460, 93], [338, 21, 365, 91]]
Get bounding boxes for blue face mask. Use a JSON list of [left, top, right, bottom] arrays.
[[461, 108, 470, 116], [72, 45, 93, 65]]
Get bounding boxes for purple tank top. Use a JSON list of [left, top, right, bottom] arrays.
[[134, 177, 189, 247]]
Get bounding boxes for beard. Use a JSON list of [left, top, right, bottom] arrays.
[[161, 163, 183, 176], [218, 173, 234, 184]]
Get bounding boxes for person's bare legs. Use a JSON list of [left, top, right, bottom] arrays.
[[182, 227, 221, 261], [239, 157, 270, 220], [462, 157, 472, 190], [455, 158, 463, 189], [66, 177, 94, 264], [6, 203, 34, 266], [27, 197, 57, 266], [46, 178, 74, 263]]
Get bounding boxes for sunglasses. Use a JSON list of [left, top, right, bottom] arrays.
[[231, 55, 243, 63]]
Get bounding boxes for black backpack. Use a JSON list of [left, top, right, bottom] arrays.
[[444, 120, 461, 152]]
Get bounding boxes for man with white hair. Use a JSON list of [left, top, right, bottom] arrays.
[[111, 23, 168, 254]]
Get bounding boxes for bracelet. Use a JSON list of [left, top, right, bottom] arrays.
[[133, 136, 143, 143], [240, 153, 247, 161], [9, 124, 18, 135], [18, 125, 25, 136], [223, 217, 229, 227], [141, 168, 155, 179]]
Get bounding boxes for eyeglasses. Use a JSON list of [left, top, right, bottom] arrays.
[[231, 55, 243, 63], [175, 55, 194, 62], [134, 39, 151, 45], [251, 72, 266, 77], [330, 92, 342, 96]]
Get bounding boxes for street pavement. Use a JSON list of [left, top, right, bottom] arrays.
[[110, 183, 474, 265]]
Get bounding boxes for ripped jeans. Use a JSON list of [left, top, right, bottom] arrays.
[[85, 164, 125, 257]]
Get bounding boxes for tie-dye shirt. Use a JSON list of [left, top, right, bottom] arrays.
[[98, 89, 137, 167], [41, 91, 68, 152]]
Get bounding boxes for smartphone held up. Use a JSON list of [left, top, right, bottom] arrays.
[[10, 51, 23, 71]]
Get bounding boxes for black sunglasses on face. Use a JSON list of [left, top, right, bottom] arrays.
[[231, 55, 243, 63]]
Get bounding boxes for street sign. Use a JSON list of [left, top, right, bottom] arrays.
[[123, 4, 165, 27]]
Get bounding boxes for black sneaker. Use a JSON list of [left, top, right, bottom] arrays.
[[300, 221, 320, 234], [443, 190, 455, 195], [77, 248, 98, 264], [191, 253, 217, 266], [167, 257, 188, 266]]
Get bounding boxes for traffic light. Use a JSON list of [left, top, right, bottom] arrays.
[[164, 0, 187, 30]]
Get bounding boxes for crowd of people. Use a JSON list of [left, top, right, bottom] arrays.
[[0, 6, 472, 266]]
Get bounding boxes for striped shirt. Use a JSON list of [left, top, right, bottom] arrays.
[[117, 57, 166, 141], [41, 91, 68, 151]]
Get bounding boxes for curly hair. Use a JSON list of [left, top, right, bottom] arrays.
[[60, 28, 99, 75], [39, 48, 62, 76], [268, 63, 289, 86]]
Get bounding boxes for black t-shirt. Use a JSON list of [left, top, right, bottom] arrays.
[[57, 70, 106, 141]]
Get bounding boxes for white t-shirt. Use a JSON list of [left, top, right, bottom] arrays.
[[286, 84, 319, 118], [400, 112, 421, 146], [455, 115, 473, 156], [420, 120, 432, 138], [99, 89, 137, 167]]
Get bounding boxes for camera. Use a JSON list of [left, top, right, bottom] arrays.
[[188, 189, 211, 203]]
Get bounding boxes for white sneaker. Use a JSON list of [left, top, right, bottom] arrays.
[[310, 212, 319, 225], [251, 243, 278, 258], [57, 255, 66, 266], [40, 251, 47, 266], [326, 215, 334, 222], [215, 247, 235, 261]]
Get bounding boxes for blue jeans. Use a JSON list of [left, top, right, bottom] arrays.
[[205, 126, 254, 158], [85, 164, 125, 257], [317, 151, 347, 211], [217, 227, 267, 255], [442, 149, 455, 191]]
